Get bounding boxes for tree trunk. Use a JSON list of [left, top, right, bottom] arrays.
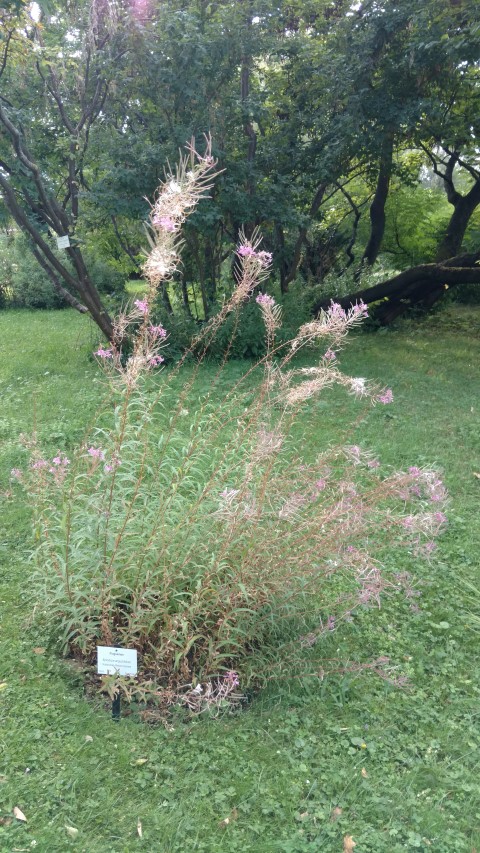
[[359, 132, 394, 268], [0, 171, 115, 339], [279, 183, 327, 293], [312, 250, 480, 320], [180, 273, 193, 316], [436, 179, 480, 260]]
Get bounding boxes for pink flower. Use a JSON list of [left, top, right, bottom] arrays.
[[88, 447, 105, 461], [104, 455, 121, 474], [328, 302, 347, 320], [148, 355, 165, 368], [434, 511, 447, 524], [324, 349, 336, 361], [237, 244, 256, 258], [134, 299, 149, 314], [94, 347, 113, 359], [10, 468, 22, 479], [367, 459, 380, 469], [32, 459, 48, 470], [224, 671, 240, 687], [152, 214, 176, 232], [352, 300, 369, 318], [256, 293, 276, 307], [148, 324, 167, 339], [377, 388, 393, 404], [52, 455, 70, 467], [409, 466, 421, 477], [237, 245, 272, 267]]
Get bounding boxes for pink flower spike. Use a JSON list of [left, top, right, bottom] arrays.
[[148, 324, 167, 339], [134, 299, 149, 314], [237, 244, 255, 257], [353, 300, 369, 318], [153, 214, 176, 232], [256, 293, 276, 307], [377, 388, 393, 404], [94, 347, 113, 359], [88, 447, 105, 460], [104, 456, 121, 474], [148, 355, 165, 368], [329, 302, 347, 320], [224, 671, 240, 687]]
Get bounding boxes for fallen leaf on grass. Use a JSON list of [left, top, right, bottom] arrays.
[[13, 807, 27, 822], [343, 835, 356, 852], [84, 735, 93, 743], [330, 806, 343, 821], [0, 682, 7, 691], [65, 826, 79, 839], [137, 819, 143, 838], [0, 817, 12, 826], [473, 473, 480, 480], [361, 767, 368, 778], [134, 758, 148, 766], [32, 647, 45, 655]]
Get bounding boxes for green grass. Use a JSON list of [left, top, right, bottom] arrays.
[[0, 306, 479, 852]]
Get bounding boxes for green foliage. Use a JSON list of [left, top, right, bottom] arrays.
[[10, 236, 64, 310], [5, 233, 126, 309], [2, 0, 480, 334]]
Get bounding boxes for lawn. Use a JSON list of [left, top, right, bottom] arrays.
[[0, 306, 479, 852]]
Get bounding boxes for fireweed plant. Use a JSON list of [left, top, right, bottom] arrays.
[[15, 141, 447, 714]]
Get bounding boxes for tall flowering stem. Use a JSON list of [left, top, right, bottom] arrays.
[[14, 140, 448, 714]]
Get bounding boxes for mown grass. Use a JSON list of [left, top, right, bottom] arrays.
[[0, 305, 479, 852]]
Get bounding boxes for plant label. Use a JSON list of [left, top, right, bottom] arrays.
[[56, 235, 70, 249], [97, 646, 137, 676]]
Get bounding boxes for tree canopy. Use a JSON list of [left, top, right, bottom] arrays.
[[1, 0, 479, 337]]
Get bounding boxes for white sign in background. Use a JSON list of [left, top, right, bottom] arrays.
[[97, 646, 138, 676], [56, 235, 71, 249]]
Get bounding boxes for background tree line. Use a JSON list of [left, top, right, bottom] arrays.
[[1, 0, 479, 347]]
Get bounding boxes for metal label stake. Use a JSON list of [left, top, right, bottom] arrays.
[[112, 692, 121, 721]]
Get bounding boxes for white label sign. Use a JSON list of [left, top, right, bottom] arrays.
[[56, 235, 71, 249], [97, 646, 138, 676]]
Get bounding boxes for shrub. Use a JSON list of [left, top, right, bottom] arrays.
[[9, 234, 125, 310], [10, 235, 65, 309], [15, 142, 447, 715]]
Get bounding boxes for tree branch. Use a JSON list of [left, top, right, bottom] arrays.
[[30, 244, 88, 312]]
